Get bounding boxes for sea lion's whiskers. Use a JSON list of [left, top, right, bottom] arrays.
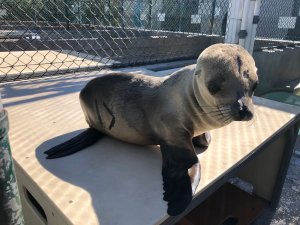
[[200, 111, 232, 122], [199, 105, 219, 109], [198, 109, 225, 114], [217, 106, 232, 119], [196, 106, 232, 120], [199, 105, 227, 110], [218, 105, 231, 111], [197, 111, 229, 118], [216, 106, 233, 121], [221, 115, 233, 125], [200, 103, 229, 108], [198, 105, 231, 114]]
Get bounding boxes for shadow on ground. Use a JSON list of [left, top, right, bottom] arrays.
[[35, 131, 166, 225]]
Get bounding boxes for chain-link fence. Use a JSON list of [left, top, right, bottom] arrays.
[[0, 0, 230, 82], [254, 0, 300, 50]]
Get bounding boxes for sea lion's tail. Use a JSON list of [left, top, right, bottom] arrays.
[[44, 128, 102, 159]]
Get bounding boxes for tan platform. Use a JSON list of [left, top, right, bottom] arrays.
[[1, 71, 300, 225]]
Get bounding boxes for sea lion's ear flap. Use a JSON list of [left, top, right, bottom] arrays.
[[194, 68, 201, 76]]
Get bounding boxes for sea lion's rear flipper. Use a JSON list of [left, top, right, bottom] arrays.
[[44, 128, 103, 159], [160, 144, 199, 216]]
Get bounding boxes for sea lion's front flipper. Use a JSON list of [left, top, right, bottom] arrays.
[[160, 144, 199, 216], [188, 162, 201, 194], [45, 128, 103, 159]]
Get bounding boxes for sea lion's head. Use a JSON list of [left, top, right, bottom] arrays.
[[194, 43, 258, 124]]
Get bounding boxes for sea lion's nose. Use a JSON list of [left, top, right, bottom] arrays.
[[239, 105, 253, 121], [237, 97, 253, 121]]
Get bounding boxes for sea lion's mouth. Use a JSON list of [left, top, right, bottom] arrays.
[[215, 105, 234, 125]]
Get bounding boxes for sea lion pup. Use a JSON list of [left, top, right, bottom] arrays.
[[45, 43, 258, 216]]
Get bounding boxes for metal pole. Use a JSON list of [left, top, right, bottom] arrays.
[[148, 0, 152, 29], [32, 0, 37, 26], [248, 0, 261, 54], [120, 0, 124, 28], [210, 0, 217, 34], [0, 94, 25, 225], [133, 0, 142, 27], [78, 1, 81, 24], [238, 0, 250, 48], [179, 0, 183, 32], [244, 0, 256, 52], [225, 0, 244, 44], [65, 0, 70, 29], [108, 0, 111, 25]]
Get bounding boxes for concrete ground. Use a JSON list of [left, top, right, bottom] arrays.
[[252, 138, 300, 225]]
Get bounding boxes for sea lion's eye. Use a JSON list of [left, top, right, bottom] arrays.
[[208, 82, 221, 95]]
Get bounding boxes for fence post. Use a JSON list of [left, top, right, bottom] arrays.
[[64, 0, 70, 29], [244, 0, 257, 50], [179, 0, 183, 32], [210, 0, 217, 34], [0, 94, 25, 225], [238, 0, 251, 48], [239, 0, 260, 53], [225, 0, 261, 54], [148, 0, 152, 29], [248, 0, 261, 54], [108, 0, 111, 24], [120, 0, 124, 28], [32, 0, 37, 27], [225, 0, 244, 44]]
